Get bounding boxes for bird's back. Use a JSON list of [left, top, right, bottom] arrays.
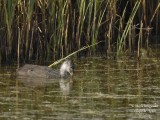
[[17, 64, 60, 79]]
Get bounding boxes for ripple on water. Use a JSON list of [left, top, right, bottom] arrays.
[[0, 58, 160, 119]]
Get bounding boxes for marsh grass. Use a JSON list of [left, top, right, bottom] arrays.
[[0, 0, 160, 64], [117, 0, 141, 56]]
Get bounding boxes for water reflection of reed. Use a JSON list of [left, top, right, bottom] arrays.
[[1, 58, 160, 119]]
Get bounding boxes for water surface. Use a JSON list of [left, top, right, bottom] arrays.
[[0, 57, 160, 120]]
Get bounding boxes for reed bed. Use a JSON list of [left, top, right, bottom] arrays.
[[0, 0, 160, 64]]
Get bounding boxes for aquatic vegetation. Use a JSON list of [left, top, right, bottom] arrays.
[[0, 0, 159, 64]]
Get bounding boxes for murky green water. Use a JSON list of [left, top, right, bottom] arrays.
[[0, 57, 160, 120]]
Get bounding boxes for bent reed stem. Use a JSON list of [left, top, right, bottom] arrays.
[[48, 41, 103, 67]]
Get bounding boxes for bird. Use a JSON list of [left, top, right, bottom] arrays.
[[17, 60, 74, 79]]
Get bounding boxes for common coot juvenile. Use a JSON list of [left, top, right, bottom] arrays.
[[17, 60, 74, 79]]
